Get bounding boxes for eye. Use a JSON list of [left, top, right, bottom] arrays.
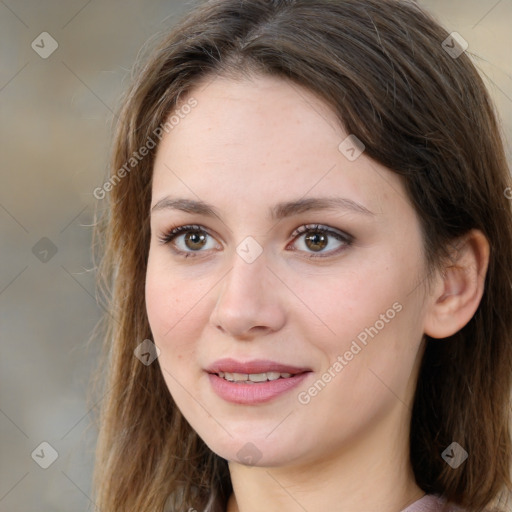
[[157, 223, 353, 259], [288, 224, 353, 258], [157, 224, 221, 258]]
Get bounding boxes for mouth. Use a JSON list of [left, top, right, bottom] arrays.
[[216, 370, 295, 383], [205, 358, 312, 404]]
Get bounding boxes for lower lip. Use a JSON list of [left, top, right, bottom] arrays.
[[207, 372, 311, 404]]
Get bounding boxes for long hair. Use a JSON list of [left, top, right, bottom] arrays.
[[92, 1, 512, 510]]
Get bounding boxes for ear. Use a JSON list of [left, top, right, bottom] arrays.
[[423, 229, 490, 339]]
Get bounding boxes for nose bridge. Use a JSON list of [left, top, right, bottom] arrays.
[[210, 243, 286, 336], [219, 245, 269, 310]]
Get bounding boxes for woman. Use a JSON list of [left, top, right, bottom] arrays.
[[92, 1, 512, 511]]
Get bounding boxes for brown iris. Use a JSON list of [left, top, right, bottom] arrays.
[[184, 230, 207, 251], [304, 231, 328, 252]]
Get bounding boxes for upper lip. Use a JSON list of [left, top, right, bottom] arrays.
[[206, 358, 311, 375]]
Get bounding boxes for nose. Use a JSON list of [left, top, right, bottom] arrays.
[[209, 249, 287, 340]]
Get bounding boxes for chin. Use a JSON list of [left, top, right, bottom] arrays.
[[197, 429, 307, 468]]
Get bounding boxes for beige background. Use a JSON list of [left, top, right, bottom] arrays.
[[1, 1, 510, 510]]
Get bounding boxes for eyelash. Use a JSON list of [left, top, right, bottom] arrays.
[[157, 223, 353, 259]]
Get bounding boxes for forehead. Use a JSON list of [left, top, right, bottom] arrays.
[[151, 74, 407, 219]]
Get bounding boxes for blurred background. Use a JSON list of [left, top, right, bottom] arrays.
[[0, 1, 511, 510]]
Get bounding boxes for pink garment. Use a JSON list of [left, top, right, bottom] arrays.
[[400, 494, 464, 512]]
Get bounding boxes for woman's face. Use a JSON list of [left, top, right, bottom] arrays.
[[146, 74, 431, 468]]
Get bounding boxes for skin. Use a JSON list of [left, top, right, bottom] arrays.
[[145, 74, 489, 512]]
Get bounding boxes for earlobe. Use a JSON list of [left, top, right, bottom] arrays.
[[423, 230, 490, 339]]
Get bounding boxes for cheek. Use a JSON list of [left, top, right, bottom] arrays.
[[293, 258, 411, 346], [145, 248, 200, 335], [145, 256, 200, 369], [145, 272, 204, 423], [294, 249, 424, 399]]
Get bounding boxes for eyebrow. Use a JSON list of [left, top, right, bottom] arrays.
[[151, 196, 375, 220]]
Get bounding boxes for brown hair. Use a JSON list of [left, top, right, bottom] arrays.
[[92, 1, 512, 510]]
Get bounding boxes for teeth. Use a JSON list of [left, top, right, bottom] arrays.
[[217, 371, 295, 383], [249, 372, 268, 382]]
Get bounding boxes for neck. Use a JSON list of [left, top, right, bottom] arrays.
[[225, 403, 424, 512]]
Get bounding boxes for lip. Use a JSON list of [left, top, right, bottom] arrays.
[[205, 358, 311, 375], [205, 358, 312, 405]]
